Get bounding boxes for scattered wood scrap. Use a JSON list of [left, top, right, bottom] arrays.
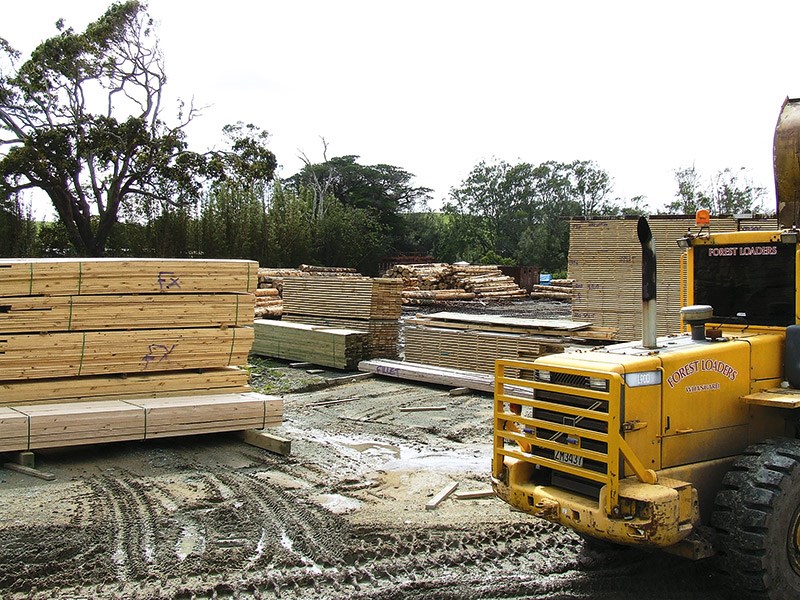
[[426, 481, 459, 510], [238, 429, 292, 456], [453, 489, 495, 500], [3, 462, 56, 481], [399, 405, 447, 412]]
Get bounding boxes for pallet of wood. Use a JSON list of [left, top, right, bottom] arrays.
[[282, 277, 403, 320], [0, 258, 259, 296], [0, 392, 282, 452], [403, 312, 615, 374], [251, 319, 369, 370], [0, 327, 254, 380], [0, 368, 250, 406], [0, 257, 271, 450], [283, 314, 399, 359], [0, 293, 252, 333]]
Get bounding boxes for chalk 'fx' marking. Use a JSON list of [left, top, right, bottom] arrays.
[[157, 271, 181, 290], [143, 344, 177, 368]]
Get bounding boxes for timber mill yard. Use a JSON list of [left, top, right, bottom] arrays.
[[0, 233, 761, 600]]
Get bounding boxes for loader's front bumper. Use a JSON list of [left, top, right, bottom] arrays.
[[492, 457, 700, 549]]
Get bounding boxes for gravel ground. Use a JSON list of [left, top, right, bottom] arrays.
[[0, 299, 732, 599]]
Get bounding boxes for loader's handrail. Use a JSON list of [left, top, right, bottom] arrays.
[[493, 358, 656, 514]]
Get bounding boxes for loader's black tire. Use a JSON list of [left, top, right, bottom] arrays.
[[712, 438, 800, 600]]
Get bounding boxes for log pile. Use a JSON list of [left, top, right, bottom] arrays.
[[403, 311, 616, 374], [383, 263, 527, 304], [282, 277, 403, 358], [252, 320, 370, 370], [0, 257, 281, 453], [530, 279, 575, 301]]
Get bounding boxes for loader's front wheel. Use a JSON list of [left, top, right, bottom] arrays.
[[712, 438, 800, 600]]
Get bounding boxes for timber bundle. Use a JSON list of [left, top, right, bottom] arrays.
[[255, 264, 363, 318], [382, 263, 527, 304], [266, 277, 403, 361], [403, 311, 616, 374], [0, 258, 281, 453], [530, 279, 575, 301]]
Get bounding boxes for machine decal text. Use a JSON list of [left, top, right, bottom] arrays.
[[666, 359, 738, 388]]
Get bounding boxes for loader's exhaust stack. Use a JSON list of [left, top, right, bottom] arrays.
[[775, 97, 800, 228], [637, 216, 657, 349]]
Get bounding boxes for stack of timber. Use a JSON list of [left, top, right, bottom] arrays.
[[282, 277, 403, 358], [252, 320, 369, 369], [404, 311, 616, 374], [568, 217, 750, 340], [383, 263, 527, 304], [530, 279, 575, 301], [255, 264, 364, 318], [0, 257, 281, 452]]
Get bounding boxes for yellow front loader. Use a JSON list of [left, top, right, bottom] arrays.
[[492, 98, 800, 600]]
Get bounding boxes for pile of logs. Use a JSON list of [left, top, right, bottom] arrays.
[[530, 278, 575, 301], [383, 263, 527, 304], [0, 257, 282, 453]]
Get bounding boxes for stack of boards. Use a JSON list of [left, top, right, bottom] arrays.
[[0, 257, 281, 453], [567, 217, 781, 340], [404, 312, 616, 374], [251, 320, 369, 370], [278, 277, 403, 360]]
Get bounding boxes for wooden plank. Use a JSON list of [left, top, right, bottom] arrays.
[[3, 463, 56, 481], [238, 429, 292, 456], [359, 359, 494, 392], [423, 311, 591, 332], [0, 327, 254, 381], [0, 258, 259, 296], [0, 407, 30, 452], [453, 489, 495, 500], [426, 481, 459, 510], [400, 405, 447, 412]]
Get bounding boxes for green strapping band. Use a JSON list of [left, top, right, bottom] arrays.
[[28, 263, 34, 295], [67, 296, 74, 331], [234, 295, 240, 326], [247, 262, 252, 292], [77, 261, 83, 295], [77, 332, 87, 376], [228, 327, 237, 366]]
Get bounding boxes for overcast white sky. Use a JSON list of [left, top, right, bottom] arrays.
[[5, 1, 800, 217]]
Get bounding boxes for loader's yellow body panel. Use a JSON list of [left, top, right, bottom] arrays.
[[492, 228, 800, 553]]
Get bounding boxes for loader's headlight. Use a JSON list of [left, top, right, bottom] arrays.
[[535, 370, 551, 382], [588, 377, 609, 392]]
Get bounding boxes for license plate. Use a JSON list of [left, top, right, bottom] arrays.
[[554, 450, 584, 468]]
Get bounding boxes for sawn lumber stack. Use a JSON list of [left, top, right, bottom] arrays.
[[404, 311, 616, 374], [0, 257, 281, 452], [281, 277, 403, 359]]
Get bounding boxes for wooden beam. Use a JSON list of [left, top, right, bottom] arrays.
[[3, 462, 55, 481], [426, 481, 459, 510], [238, 429, 292, 456]]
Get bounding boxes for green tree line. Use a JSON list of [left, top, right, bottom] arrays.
[[0, 2, 771, 275]]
